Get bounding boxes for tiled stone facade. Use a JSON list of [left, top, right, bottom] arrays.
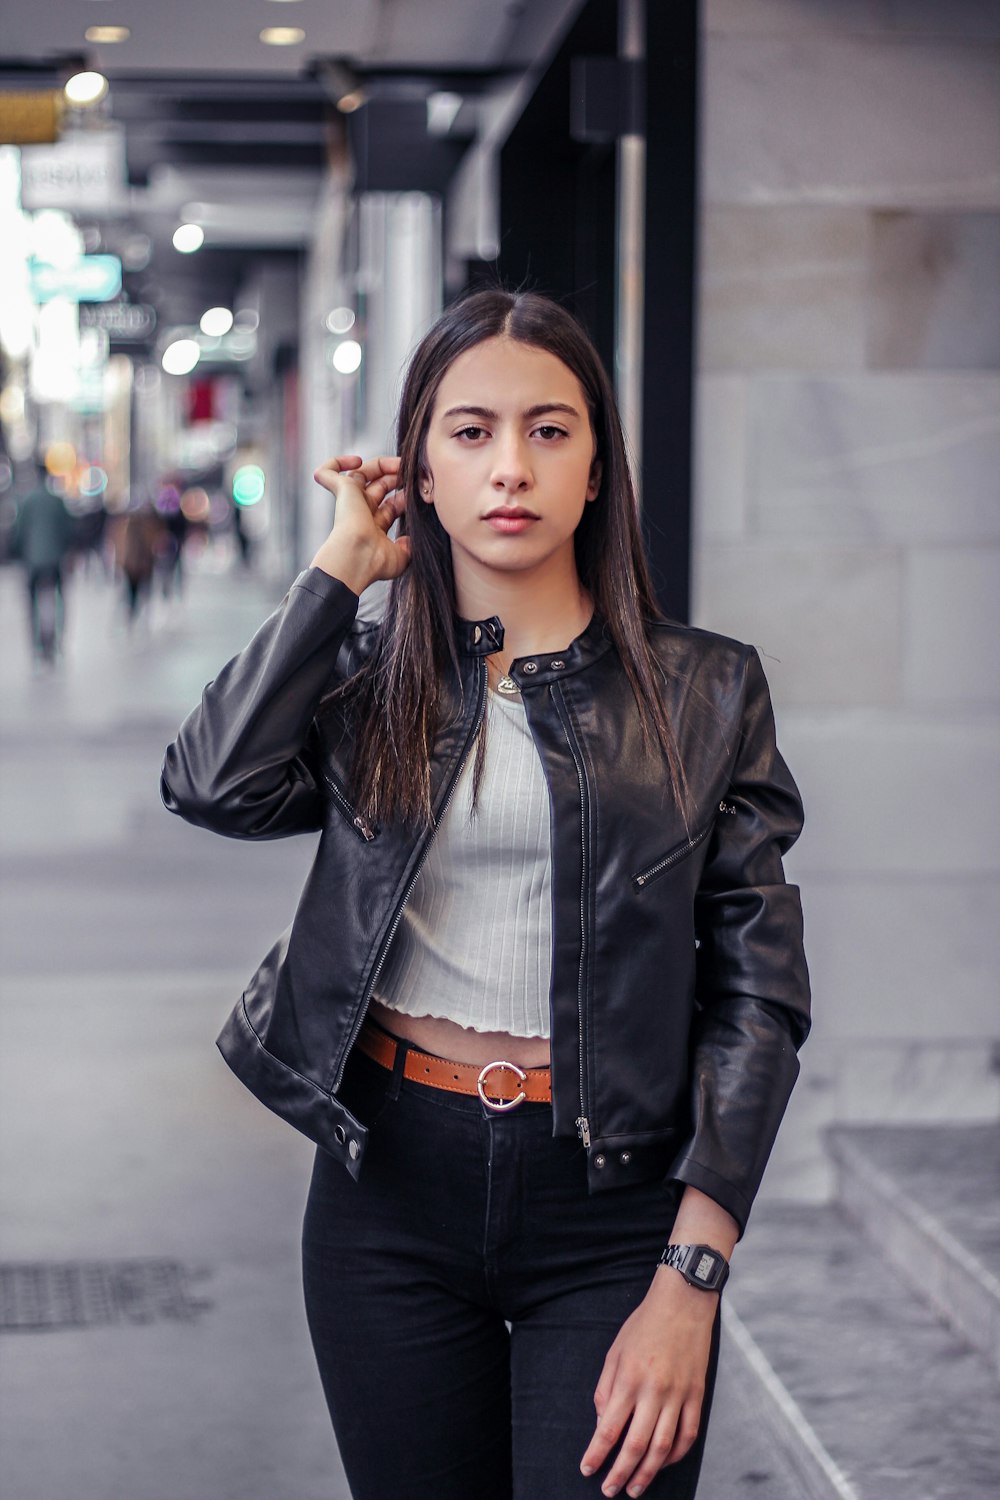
[[694, 0, 1000, 1198]]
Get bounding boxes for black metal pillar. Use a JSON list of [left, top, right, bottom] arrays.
[[640, 0, 698, 621], [494, 0, 698, 622]]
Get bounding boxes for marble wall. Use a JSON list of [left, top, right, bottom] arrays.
[[693, 0, 1000, 1199]]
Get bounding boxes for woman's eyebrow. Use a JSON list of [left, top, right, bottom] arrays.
[[440, 402, 583, 421]]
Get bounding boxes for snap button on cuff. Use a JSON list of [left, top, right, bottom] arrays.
[[620, 1151, 632, 1165], [348, 1139, 360, 1160], [594, 1153, 606, 1169], [522, 661, 538, 674], [551, 659, 566, 669]]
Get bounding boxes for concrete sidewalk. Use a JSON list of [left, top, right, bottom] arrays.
[[0, 559, 804, 1500]]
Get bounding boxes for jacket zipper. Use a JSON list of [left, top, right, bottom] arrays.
[[632, 821, 712, 889], [331, 662, 488, 1090], [553, 685, 593, 1149], [322, 770, 376, 842]]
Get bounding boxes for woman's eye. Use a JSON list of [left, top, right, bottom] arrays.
[[455, 425, 488, 441], [534, 425, 568, 441]]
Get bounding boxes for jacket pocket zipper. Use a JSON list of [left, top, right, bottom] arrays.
[[322, 770, 376, 842], [553, 684, 593, 1147], [632, 820, 712, 890]]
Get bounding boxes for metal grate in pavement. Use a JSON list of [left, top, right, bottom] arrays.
[[0, 1260, 212, 1331]]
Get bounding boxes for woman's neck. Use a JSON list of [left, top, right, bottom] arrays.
[[453, 552, 592, 660]]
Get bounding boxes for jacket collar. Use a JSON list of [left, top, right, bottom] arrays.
[[454, 610, 613, 684], [455, 616, 505, 655]]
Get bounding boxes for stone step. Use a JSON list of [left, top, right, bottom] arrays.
[[727, 1201, 1000, 1500], [828, 1123, 1000, 1379], [699, 1340, 835, 1500]]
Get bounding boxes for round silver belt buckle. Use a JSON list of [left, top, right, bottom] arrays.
[[477, 1060, 527, 1112]]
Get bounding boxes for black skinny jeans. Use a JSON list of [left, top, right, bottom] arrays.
[[302, 1046, 720, 1500]]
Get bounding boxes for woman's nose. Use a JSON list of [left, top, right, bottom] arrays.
[[490, 434, 532, 492]]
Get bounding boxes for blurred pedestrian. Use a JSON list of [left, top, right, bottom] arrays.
[[232, 501, 253, 568], [163, 290, 810, 1500], [116, 502, 163, 626], [11, 462, 75, 664], [154, 483, 188, 599]]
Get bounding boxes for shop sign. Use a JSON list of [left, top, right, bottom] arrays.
[[30, 255, 123, 304], [80, 301, 157, 342], [0, 91, 63, 146], [20, 129, 127, 211]]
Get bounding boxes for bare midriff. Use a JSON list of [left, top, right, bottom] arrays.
[[367, 998, 550, 1070]]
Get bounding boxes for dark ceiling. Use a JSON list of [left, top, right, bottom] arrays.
[[0, 1, 586, 340]]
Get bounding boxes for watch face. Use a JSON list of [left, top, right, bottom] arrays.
[[692, 1250, 719, 1284], [660, 1243, 728, 1290]]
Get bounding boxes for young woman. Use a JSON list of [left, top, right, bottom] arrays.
[[162, 289, 810, 1500]]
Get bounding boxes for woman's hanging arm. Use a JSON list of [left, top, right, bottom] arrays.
[[670, 645, 812, 1237]]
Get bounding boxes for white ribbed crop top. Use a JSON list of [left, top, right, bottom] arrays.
[[374, 689, 553, 1038]]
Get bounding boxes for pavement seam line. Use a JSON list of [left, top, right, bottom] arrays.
[[722, 1300, 861, 1500]]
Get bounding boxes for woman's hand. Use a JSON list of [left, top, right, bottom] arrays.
[[310, 455, 411, 594], [581, 1187, 736, 1497], [580, 1271, 718, 1498]]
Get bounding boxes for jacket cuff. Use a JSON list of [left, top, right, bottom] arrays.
[[291, 566, 361, 609], [668, 1156, 752, 1240]]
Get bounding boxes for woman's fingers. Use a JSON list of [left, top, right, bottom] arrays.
[[580, 1367, 631, 1477], [313, 456, 402, 511], [372, 489, 406, 531], [312, 455, 363, 490], [583, 1391, 686, 1499], [583, 1385, 682, 1497], [664, 1391, 703, 1467], [584, 1383, 703, 1498], [309, 456, 411, 588]]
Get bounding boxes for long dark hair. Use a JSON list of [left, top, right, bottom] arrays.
[[330, 288, 687, 828]]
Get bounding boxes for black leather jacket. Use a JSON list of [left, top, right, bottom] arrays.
[[161, 567, 810, 1233]]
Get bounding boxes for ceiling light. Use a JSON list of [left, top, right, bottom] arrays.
[[64, 72, 109, 107], [172, 223, 205, 254], [84, 26, 131, 43], [200, 307, 234, 337], [162, 339, 201, 376], [326, 307, 355, 334], [260, 27, 305, 46], [331, 340, 363, 375]]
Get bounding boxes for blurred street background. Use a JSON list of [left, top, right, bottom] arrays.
[[1, 3, 998, 1498]]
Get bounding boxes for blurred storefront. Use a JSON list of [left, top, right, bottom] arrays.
[[1, 0, 699, 605]]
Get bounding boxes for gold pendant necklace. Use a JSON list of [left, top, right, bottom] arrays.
[[488, 654, 520, 696]]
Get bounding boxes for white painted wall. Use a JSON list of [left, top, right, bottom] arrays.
[[693, 0, 1000, 1199]]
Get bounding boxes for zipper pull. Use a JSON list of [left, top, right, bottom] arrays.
[[576, 1116, 591, 1148], [353, 815, 376, 842]]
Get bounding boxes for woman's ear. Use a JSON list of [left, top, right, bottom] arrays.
[[419, 467, 434, 503], [586, 458, 603, 502]]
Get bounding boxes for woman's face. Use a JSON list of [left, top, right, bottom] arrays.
[[421, 336, 600, 589]]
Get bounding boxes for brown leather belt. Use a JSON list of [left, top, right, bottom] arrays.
[[356, 1020, 552, 1112]]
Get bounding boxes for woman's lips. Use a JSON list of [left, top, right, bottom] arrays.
[[484, 508, 539, 534]]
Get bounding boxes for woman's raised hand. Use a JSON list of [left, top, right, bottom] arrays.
[[310, 455, 411, 594]]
